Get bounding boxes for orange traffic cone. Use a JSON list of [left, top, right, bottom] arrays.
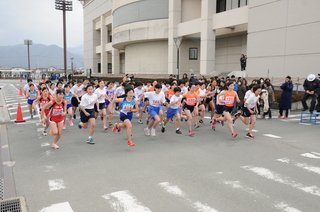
[[20, 78, 22, 82], [19, 87, 23, 96], [14, 103, 26, 123]]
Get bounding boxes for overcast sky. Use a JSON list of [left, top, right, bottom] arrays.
[[0, 0, 84, 48]]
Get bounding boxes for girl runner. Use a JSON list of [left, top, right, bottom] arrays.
[[33, 87, 52, 135], [94, 80, 108, 130], [105, 81, 116, 126], [70, 80, 85, 119], [49, 83, 56, 99], [63, 84, 80, 129], [111, 87, 139, 146], [143, 83, 166, 137], [41, 89, 67, 149], [134, 81, 145, 124], [212, 82, 240, 138], [182, 83, 200, 135], [25, 84, 38, 119], [78, 84, 98, 144], [237, 85, 261, 138]]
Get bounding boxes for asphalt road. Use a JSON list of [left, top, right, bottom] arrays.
[[0, 79, 320, 212]]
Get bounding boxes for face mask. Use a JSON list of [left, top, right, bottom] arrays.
[[238, 82, 241, 85], [261, 80, 264, 83]]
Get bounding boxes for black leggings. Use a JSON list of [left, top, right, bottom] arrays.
[[279, 108, 289, 117]]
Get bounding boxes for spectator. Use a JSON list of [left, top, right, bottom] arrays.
[[262, 81, 275, 119], [301, 74, 320, 113], [240, 54, 247, 71], [278, 76, 293, 118]]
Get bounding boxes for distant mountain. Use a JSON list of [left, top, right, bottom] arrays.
[[0, 44, 84, 69]]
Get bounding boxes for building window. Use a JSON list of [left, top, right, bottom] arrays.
[[98, 63, 101, 73], [109, 35, 112, 43], [189, 48, 198, 60], [216, 0, 226, 13], [108, 63, 112, 74]]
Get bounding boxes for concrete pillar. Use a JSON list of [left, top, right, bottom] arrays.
[[112, 48, 120, 74], [100, 16, 108, 75], [200, 0, 216, 75], [168, 0, 181, 75]]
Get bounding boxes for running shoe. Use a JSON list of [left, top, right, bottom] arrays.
[[232, 120, 235, 126], [278, 115, 283, 118], [282, 116, 288, 119], [246, 133, 254, 139], [176, 129, 182, 134], [62, 124, 66, 130], [138, 120, 143, 124], [87, 138, 95, 144], [146, 118, 149, 125], [33, 110, 37, 115], [232, 132, 238, 138], [234, 111, 241, 118], [211, 125, 216, 131], [169, 119, 174, 124], [73, 114, 76, 119], [151, 128, 156, 137], [144, 128, 151, 136], [69, 120, 73, 126], [112, 124, 119, 133], [31, 115, 33, 119], [161, 126, 165, 133], [199, 120, 204, 124], [136, 113, 140, 117], [109, 122, 113, 126], [51, 144, 60, 149], [194, 124, 200, 129], [100, 114, 104, 120], [180, 118, 184, 122], [211, 117, 217, 125], [221, 121, 224, 126], [128, 140, 135, 146], [189, 130, 195, 136], [104, 126, 109, 130], [78, 121, 82, 129], [42, 130, 47, 136]]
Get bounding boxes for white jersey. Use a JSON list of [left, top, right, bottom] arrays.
[[134, 87, 145, 100], [94, 87, 107, 103], [244, 90, 253, 100], [162, 85, 169, 92], [80, 93, 98, 109], [144, 91, 165, 107], [169, 94, 182, 109], [180, 86, 188, 95], [115, 87, 125, 97], [71, 85, 84, 97], [245, 93, 260, 109]]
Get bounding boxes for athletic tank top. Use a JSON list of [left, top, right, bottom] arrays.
[[106, 90, 115, 101], [39, 96, 51, 110], [149, 86, 155, 92], [167, 89, 174, 100], [120, 97, 135, 115], [49, 99, 66, 122], [224, 91, 236, 107], [185, 91, 197, 106], [28, 90, 37, 100], [63, 91, 73, 105]]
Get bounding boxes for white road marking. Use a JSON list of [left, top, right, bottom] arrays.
[[10, 109, 30, 115], [277, 158, 320, 175], [159, 182, 218, 212], [300, 153, 320, 159], [41, 143, 50, 147], [246, 129, 259, 132], [48, 179, 66, 191], [102, 190, 152, 212], [311, 152, 320, 156], [39, 202, 74, 212], [223, 181, 269, 199], [242, 166, 320, 197], [274, 202, 301, 212], [263, 134, 282, 139], [8, 105, 28, 110], [299, 123, 312, 126]]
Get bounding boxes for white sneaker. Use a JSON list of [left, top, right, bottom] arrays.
[[135, 113, 139, 117], [42, 130, 47, 136], [144, 128, 150, 136], [151, 128, 156, 137]]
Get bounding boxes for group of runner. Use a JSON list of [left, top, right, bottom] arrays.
[[23, 76, 263, 149]]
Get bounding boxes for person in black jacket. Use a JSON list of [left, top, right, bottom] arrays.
[[278, 76, 293, 118], [301, 74, 320, 113]]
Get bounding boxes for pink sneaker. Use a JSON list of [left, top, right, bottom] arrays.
[[189, 130, 195, 136], [68, 120, 73, 126], [62, 124, 66, 130]]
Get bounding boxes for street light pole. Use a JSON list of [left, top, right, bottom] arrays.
[[70, 57, 74, 80], [24, 39, 32, 70], [55, 0, 73, 81], [173, 37, 183, 80]]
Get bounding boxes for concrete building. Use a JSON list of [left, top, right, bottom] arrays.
[[79, 0, 320, 78]]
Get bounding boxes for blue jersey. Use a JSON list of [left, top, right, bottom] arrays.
[[28, 90, 37, 100], [64, 91, 73, 105], [120, 97, 135, 115]]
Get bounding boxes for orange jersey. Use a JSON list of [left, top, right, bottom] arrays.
[[224, 91, 237, 107], [149, 86, 155, 92], [185, 91, 197, 106], [167, 89, 174, 100]]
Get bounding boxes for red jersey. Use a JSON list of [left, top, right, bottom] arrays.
[[49, 99, 66, 123], [39, 95, 51, 115]]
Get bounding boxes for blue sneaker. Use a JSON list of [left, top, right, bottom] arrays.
[[33, 110, 37, 115], [78, 121, 82, 129], [194, 124, 200, 129], [87, 138, 95, 144], [31, 115, 33, 119]]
